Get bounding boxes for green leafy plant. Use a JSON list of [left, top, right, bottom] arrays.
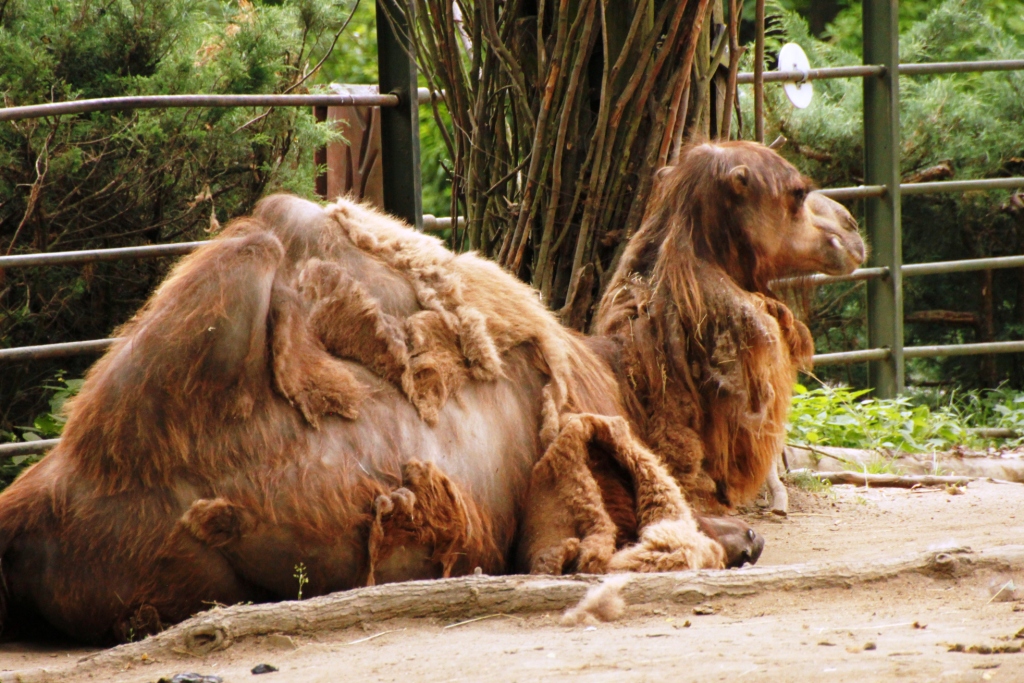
[[18, 373, 83, 441], [787, 383, 969, 452], [788, 382, 1024, 453], [294, 562, 309, 600]]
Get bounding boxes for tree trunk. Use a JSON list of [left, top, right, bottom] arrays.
[[390, 0, 730, 328]]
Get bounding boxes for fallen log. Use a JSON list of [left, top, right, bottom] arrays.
[[9, 545, 1024, 683], [793, 469, 978, 488], [784, 445, 1024, 484]]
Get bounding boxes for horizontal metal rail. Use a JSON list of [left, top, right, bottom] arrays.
[[0, 439, 60, 458], [0, 93, 399, 122], [818, 177, 1024, 203], [899, 59, 1024, 76], [783, 266, 889, 286], [813, 340, 1024, 367], [903, 340, 1024, 359], [803, 254, 1024, 286], [0, 339, 117, 362], [0, 217, 459, 270], [903, 254, 1024, 277], [900, 177, 1024, 195], [0, 242, 203, 269], [817, 185, 886, 201], [0, 88, 441, 122], [812, 348, 892, 366], [737, 59, 1024, 85], [737, 65, 885, 84]]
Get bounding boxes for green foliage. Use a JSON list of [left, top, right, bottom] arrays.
[[0, 372, 81, 486], [788, 383, 968, 452], [783, 469, 834, 494], [20, 373, 83, 440], [788, 382, 1024, 452], [749, 0, 1024, 388]]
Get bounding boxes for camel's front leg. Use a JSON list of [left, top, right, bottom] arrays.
[[519, 416, 619, 575]]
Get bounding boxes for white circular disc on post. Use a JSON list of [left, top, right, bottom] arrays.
[[779, 42, 813, 109]]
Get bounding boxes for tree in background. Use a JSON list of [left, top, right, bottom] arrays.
[[388, 0, 739, 327], [0, 0, 356, 442]]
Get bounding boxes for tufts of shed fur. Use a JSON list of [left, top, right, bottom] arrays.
[[310, 198, 726, 575], [561, 576, 630, 626]]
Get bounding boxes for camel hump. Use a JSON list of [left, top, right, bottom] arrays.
[[251, 194, 334, 264], [57, 230, 288, 482]]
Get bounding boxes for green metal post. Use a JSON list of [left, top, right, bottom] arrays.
[[376, 0, 423, 229], [862, 0, 903, 396]]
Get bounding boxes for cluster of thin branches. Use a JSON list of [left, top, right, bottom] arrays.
[[390, 0, 743, 326]]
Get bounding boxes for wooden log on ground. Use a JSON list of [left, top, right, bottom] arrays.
[[12, 545, 1024, 683], [794, 469, 979, 488], [784, 445, 1024, 483]]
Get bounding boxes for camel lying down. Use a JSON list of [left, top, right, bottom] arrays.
[[0, 141, 863, 643]]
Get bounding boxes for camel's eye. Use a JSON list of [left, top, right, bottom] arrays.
[[791, 187, 807, 206]]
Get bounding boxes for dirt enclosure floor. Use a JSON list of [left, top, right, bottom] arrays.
[[3, 478, 1024, 683]]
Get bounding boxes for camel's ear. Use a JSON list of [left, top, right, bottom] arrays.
[[654, 166, 675, 181], [728, 165, 750, 195]]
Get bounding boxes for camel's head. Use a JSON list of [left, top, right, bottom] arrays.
[[635, 141, 867, 294], [779, 190, 867, 277]]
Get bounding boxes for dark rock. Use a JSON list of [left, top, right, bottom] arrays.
[[252, 663, 280, 675]]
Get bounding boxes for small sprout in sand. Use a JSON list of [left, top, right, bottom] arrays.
[[294, 562, 309, 601]]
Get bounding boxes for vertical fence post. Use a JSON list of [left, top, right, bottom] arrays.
[[375, 0, 423, 229], [753, 0, 765, 143], [863, 0, 903, 397]]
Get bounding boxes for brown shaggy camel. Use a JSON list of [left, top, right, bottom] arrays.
[[0, 141, 864, 644]]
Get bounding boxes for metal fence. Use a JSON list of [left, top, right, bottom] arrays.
[[3, 0, 1024, 454], [741, 0, 1024, 397]]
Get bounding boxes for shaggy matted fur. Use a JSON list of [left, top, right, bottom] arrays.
[[595, 141, 865, 511], [0, 141, 861, 644]]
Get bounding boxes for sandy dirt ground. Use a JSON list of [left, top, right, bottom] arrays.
[[2, 478, 1023, 683]]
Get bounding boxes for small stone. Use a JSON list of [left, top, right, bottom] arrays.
[[159, 674, 224, 683], [912, 621, 927, 629], [864, 642, 877, 651], [251, 664, 279, 675], [692, 605, 715, 616]]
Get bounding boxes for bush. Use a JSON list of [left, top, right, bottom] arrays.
[[1, 0, 354, 439], [788, 382, 1024, 452]]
